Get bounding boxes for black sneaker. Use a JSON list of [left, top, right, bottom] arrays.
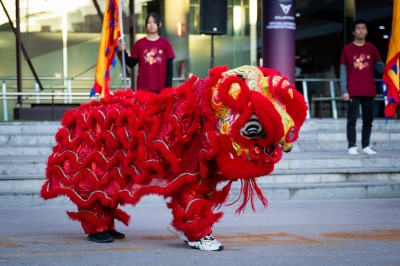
[[108, 229, 125, 239], [87, 231, 114, 243]]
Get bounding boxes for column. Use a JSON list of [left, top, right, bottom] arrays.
[[262, 0, 296, 84]]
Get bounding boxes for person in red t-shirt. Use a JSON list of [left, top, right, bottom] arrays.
[[340, 19, 385, 155], [119, 13, 175, 93]]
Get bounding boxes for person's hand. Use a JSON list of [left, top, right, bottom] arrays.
[[118, 43, 126, 52], [342, 92, 350, 101]]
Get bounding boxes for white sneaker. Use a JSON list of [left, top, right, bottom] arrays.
[[348, 146, 358, 155], [168, 224, 223, 251], [187, 235, 224, 251], [362, 146, 377, 155]]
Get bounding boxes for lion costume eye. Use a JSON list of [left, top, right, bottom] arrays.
[[240, 115, 266, 138]]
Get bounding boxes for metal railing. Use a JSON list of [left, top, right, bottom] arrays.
[[296, 78, 340, 119], [0, 76, 386, 122], [297, 78, 386, 119]]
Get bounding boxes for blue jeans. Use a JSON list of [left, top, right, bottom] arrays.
[[346, 96, 375, 149]]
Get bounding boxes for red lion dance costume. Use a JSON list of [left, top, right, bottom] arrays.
[[41, 65, 308, 251]]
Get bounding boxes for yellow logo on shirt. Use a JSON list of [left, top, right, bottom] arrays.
[[353, 53, 370, 70]]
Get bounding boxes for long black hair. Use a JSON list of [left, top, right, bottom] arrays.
[[145, 13, 161, 29]]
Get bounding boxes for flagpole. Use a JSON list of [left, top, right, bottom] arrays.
[[118, 0, 128, 90]]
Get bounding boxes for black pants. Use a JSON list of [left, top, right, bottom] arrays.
[[346, 96, 375, 149]]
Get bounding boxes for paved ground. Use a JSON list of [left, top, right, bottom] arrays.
[[0, 198, 399, 266]]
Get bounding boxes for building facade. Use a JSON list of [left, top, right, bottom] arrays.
[[0, 0, 394, 120]]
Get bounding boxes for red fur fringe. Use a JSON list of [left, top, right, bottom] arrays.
[[227, 178, 268, 215]]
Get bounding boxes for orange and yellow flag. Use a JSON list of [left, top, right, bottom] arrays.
[[383, 0, 400, 118], [91, 0, 121, 98]]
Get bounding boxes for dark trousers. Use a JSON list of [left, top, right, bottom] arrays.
[[346, 96, 375, 149]]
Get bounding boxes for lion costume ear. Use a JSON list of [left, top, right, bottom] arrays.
[[257, 66, 308, 129], [209, 65, 228, 77], [281, 84, 307, 128], [217, 75, 250, 113], [271, 76, 308, 129]]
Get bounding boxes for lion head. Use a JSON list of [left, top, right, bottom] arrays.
[[203, 65, 308, 180]]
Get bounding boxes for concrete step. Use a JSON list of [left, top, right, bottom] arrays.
[[298, 132, 398, 142], [1, 119, 397, 133], [0, 122, 57, 156], [294, 119, 400, 152], [0, 190, 169, 207], [0, 175, 44, 190], [0, 135, 55, 146], [2, 139, 398, 156], [1, 120, 399, 155], [1, 151, 398, 176], [1, 119, 398, 134], [293, 141, 400, 152], [0, 146, 52, 156], [300, 118, 399, 131], [0, 156, 47, 176], [0, 121, 60, 134], [2, 180, 399, 207], [246, 181, 400, 201], [0, 190, 72, 207], [275, 151, 399, 169], [3, 166, 399, 191]]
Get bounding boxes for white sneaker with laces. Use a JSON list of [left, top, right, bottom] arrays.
[[168, 224, 223, 251], [187, 235, 224, 251], [362, 146, 377, 155], [348, 146, 358, 155]]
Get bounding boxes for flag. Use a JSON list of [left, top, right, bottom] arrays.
[[91, 0, 121, 98], [383, 0, 400, 118]]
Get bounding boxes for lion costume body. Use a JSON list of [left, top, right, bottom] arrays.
[[41, 65, 308, 248]]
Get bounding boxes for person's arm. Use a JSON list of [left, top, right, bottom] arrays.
[[340, 64, 349, 101], [165, 58, 173, 87], [374, 61, 385, 75], [118, 43, 138, 68], [123, 50, 139, 68]]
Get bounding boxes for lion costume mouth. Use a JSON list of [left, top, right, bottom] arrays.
[[213, 133, 282, 180], [231, 141, 282, 164]]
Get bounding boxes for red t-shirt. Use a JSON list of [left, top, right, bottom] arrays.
[[131, 37, 175, 92], [340, 42, 382, 97]]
